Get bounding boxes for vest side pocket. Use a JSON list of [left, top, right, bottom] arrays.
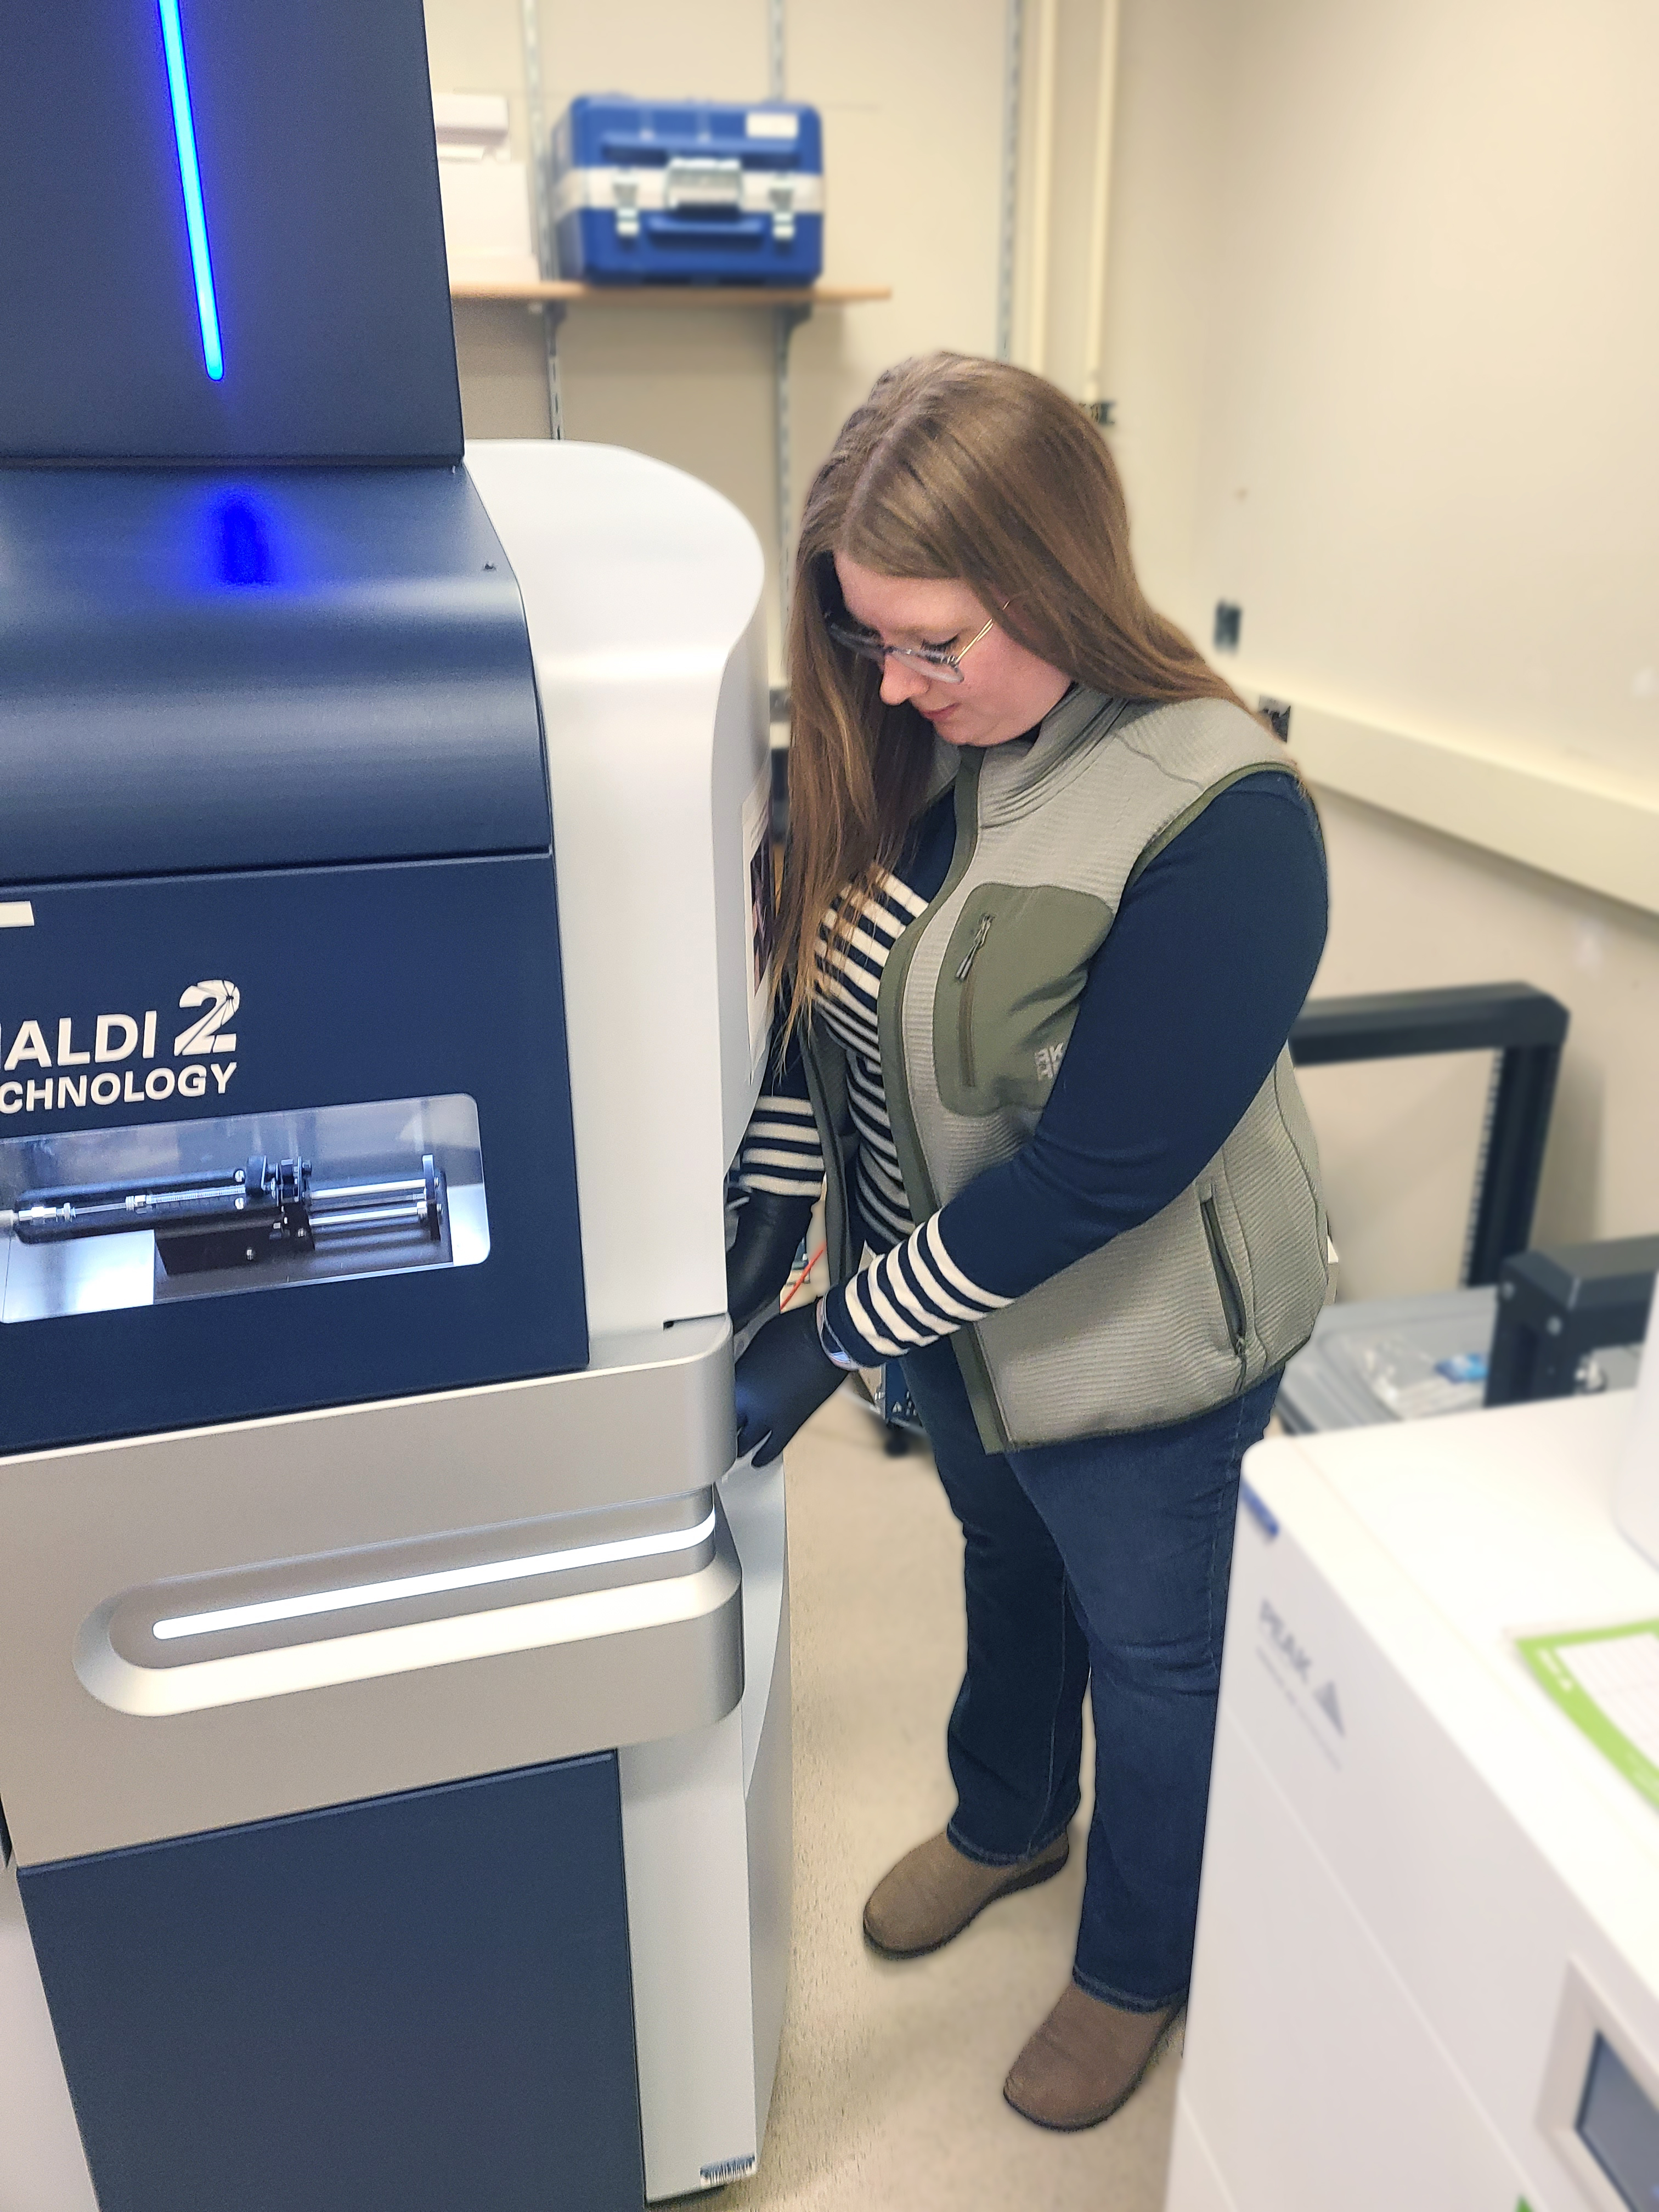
[[1271, 1051, 1329, 1266], [977, 1180, 1246, 1443], [1200, 1185, 1250, 1391], [1218, 1066, 1329, 1369]]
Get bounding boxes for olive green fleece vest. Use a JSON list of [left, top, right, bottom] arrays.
[[802, 686, 1331, 1453]]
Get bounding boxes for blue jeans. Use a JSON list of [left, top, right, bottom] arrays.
[[900, 1338, 1278, 2011]]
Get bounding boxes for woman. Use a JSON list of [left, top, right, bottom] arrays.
[[728, 353, 1330, 2131]]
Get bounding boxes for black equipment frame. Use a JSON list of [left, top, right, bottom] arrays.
[[1485, 1234, 1659, 1407], [1289, 981, 1570, 1288]]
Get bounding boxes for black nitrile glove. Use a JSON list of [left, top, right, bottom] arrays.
[[733, 1304, 845, 1466], [726, 1189, 815, 1334]]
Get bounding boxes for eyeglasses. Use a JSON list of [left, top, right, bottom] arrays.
[[825, 611, 997, 686]]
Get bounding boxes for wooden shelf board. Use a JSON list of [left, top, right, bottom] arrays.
[[450, 279, 890, 307]]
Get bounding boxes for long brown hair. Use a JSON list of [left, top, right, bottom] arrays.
[[780, 351, 1251, 1032]]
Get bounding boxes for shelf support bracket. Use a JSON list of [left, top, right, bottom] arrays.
[[774, 302, 811, 664], [530, 301, 568, 441], [518, 0, 564, 439]]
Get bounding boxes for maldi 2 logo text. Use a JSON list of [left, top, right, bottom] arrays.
[[0, 982, 241, 1119]]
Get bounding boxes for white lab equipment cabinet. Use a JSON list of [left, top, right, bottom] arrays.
[[1167, 1385, 1659, 2212]]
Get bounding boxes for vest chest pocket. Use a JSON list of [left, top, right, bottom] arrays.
[[933, 883, 1114, 1118]]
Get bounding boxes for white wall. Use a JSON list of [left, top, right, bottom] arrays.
[[1104, 0, 1659, 787], [424, 0, 1009, 676], [424, 0, 1659, 1297], [1099, 0, 1659, 1294], [1304, 792, 1659, 1299]]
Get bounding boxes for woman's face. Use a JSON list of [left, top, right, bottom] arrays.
[[833, 552, 1072, 750]]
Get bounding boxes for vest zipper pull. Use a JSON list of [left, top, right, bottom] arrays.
[[956, 915, 992, 982]]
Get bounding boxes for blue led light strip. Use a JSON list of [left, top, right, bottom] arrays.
[[156, 0, 223, 380]]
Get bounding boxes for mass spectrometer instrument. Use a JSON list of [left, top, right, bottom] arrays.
[[0, 6, 788, 2208]]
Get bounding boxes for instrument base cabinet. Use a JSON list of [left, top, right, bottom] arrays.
[[0, 1450, 792, 2212], [18, 1756, 645, 2212]]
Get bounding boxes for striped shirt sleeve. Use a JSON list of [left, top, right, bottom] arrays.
[[820, 1211, 1012, 1365], [736, 1025, 825, 1200]]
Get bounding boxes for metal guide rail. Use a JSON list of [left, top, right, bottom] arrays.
[[7, 1152, 444, 1276]]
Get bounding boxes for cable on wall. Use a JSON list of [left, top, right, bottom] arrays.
[[996, 0, 1024, 360], [1022, 0, 1059, 375], [518, 0, 564, 437], [771, 0, 802, 655], [1081, 0, 1121, 409]]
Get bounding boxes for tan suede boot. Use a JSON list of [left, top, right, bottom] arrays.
[[862, 1830, 1070, 1959], [1002, 1982, 1181, 2130]]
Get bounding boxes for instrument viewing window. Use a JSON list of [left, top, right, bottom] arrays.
[[0, 1095, 488, 1323]]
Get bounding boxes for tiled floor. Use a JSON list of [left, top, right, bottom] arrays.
[[721, 1387, 1179, 2212]]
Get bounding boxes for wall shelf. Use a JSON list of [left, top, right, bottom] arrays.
[[450, 280, 890, 308]]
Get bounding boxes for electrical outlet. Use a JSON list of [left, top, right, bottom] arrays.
[[1259, 695, 1292, 740]]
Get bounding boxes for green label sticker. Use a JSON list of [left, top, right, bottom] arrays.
[[1516, 1617, 1659, 1813]]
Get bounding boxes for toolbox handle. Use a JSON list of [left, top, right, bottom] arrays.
[[599, 131, 801, 168], [639, 211, 770, 246]]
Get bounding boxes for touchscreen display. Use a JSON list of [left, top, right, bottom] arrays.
[[1578, 2033, 1659, 2212]]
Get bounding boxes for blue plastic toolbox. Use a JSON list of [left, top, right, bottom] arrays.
[[551, 97, 823, 286]]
